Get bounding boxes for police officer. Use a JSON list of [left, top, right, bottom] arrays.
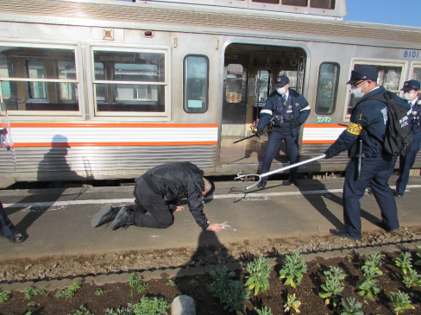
[[91, 162, 224, 233], [255, 75, 311, 188], [394, 80, 421, 197], [0, 201, 24, 243], [325, 65, 399, 240]]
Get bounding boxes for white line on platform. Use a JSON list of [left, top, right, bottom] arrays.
[[4, 185, 421, 210]]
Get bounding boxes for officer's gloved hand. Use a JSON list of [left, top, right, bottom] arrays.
[[325, 149, 334, 159], [255, 128, 264, 137], [290, 120, 301, 129]]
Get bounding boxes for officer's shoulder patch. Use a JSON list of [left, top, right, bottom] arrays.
[[346, 122, 363, 135], [295, 103, 299, 106]]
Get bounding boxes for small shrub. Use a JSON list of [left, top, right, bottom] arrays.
[[129, 273, 149, 296], [338, 296, 364, 315], [25, 286, 47, 300], [279, 251, 307, 288], [245, 256, 273, 295], [255, 305, 273, 315], [390, 290, 415, 315], [395, 251, 412, 275], [95, 288, 107, 295], [356, 267, 380, 301], [166, 279, 177, 287], [105, 306, 134, 315], [283, 293, 301, 314], [318, 266, 346, 307], [363, 252, 384, 276], [54, 280, 82, 299], [402, 267, 421, 288], [0, 291, 10, 303], [131, 296, 170, 315]]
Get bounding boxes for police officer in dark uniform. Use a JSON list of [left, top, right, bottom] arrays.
[[325, 65, 399, 240], [255, 75, 311, 188], [393, 80, 421, 197], [91, 162, 224, 233], [0, 201, 24, 243]]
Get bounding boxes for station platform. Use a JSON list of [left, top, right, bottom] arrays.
[[1, 174, 421, 263]]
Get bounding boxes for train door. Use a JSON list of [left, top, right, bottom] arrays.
[[219, 43, 306, 173]]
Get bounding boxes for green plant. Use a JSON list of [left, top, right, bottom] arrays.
[[363, 252, 384, 276], [402, 267, 421, 288], [67, 304, 95, 315], [54, 280, 82, 299], [255, 305, 273, 315], [131, 296, 170, 315], [25, 286, 47, 300], [166, 279, 177, 287], [129, 273, 149, 296], [356, 266, 380, 301], [187, 278, 199, 288], [207, 266, 250, 314], [283, 293, 301, 314], [245, 256, 273, 295], [279, 251, 307, 288], [338, 296, 364, 315], [0, 291, 10, 303], [318, 266, 346, 307], [94, 288, 107, 295], [390, 290, 415, 315], [27, 300, 38, 307], [395, 251, 412, 275], [105, 306, 134, 315]]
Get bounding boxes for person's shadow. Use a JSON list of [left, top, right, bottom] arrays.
[[6, 135, 93, 240]]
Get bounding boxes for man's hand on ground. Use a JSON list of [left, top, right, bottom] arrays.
[[206, 223, 224, 233], [175, 206, 184, 212]]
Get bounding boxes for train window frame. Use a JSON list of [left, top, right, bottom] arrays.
[[409, 64, 421, 83], [90, 46, 169, 118], [0, 43, 82, 117], [183, 54, 209, 114], [344, 60, 406, 121], [315, 62, 340, 115]]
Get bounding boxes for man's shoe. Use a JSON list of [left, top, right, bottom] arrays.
[[330, 229, 361, 241], [110, 206, 131, 231], [6, 231, 24, 243], [91, 205, 118, 228], [257, 180, 267, 189]]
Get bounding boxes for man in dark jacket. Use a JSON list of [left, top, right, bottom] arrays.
[[255, 75, 311, 188], [91, 162, 223, 233], [325, 65, 400, 241]]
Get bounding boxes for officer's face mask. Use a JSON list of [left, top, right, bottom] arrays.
[[351, 81, 367, 99], [404, 92, 416, 101], [276, 87, 287, 95]]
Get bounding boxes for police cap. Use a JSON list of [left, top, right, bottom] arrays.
[[401, 79, 420, 91], [275, 75, 290, 87], [347, 66, 378, 84]]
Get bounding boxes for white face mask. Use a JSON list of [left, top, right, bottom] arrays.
[[404, 93, 415, 101], [351, 81, 367, 99], [276, 87, 287, 95]]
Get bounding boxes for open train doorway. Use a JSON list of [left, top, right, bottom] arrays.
[[219, 43, 306, 172]]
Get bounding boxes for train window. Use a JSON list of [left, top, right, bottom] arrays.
[[315, 62, 340, 115], [183, 55, 209, 113], [252, 0, 279, 3], [93, 50, 166, 113], [255, 70, 270, 107], [347, 63, 403, 115], [411, 66, 421, 82], [0, 46, 79, 112], [282, 0, 308, 6], [225, 64, 244, 104], [310, 0, 335, 9]]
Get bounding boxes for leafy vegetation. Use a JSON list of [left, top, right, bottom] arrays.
[[390, 290, 415, 315], [278, 251, 307, 288], [54, 280, 82, 299], [283, 293, 301, 314], [245, 256, 273, 295], [318, 266, 346, 307], [129, 274, 149, 296], [338, 296, 363, 315], [0, 292, 10, 304]]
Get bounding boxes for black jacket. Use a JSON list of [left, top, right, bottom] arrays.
[[137, 162, 209, 230]]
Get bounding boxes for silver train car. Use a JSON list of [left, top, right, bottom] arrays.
[[0, 0, 420, 185]]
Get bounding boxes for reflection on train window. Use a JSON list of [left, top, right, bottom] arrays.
[[225, 64, 244, 104], [183, 55, 209, 113], [93, 50, 166, 113], [278, 70, 298, 90], [282, 0, 307, 6], [0, 46, 78, 112], [411, 66, 421, 82], [310, 0, 335, 9], [347, 63, 403, 115], [315, 62, 339, 115], [255, 70, 270, 107]]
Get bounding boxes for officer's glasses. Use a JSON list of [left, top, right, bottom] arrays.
[[351, 80, 366, 88]]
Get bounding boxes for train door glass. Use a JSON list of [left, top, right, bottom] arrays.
[[183, 55, 209, 113], [255, 70, 270, 108], [347, 63, 404, 115], [315, 62, 340, 115], [0, 46, 79, 112], [411, 65, 421, 82]]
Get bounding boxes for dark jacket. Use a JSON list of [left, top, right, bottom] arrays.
[[326, 86, 410, 158], [410, 97, 421, 134], [137, 162, 209, 230], [257, 88, 311, 137]]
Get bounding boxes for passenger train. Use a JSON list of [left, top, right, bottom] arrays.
[[0, 0, 421, 184]]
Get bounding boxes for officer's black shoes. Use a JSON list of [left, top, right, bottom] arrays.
[[330, 229, 361, 241], [257, 180, 267, 189], [5, 230, 24, 243], [288, 179, 299, 187], [91, 205, 118, 228], [111, 206, 131, 231]]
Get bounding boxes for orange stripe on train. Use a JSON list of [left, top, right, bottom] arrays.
[[10, 123, 218, 128], [14, 141, 218, 147]]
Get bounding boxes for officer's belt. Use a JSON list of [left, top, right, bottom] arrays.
[[142, 173, 161, 194]]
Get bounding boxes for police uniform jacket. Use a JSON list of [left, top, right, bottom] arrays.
[[135, 162, 209, 230], [326, 86, 409, 158], [409, 97, 421, 134], [257, 88, 311, 136]]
